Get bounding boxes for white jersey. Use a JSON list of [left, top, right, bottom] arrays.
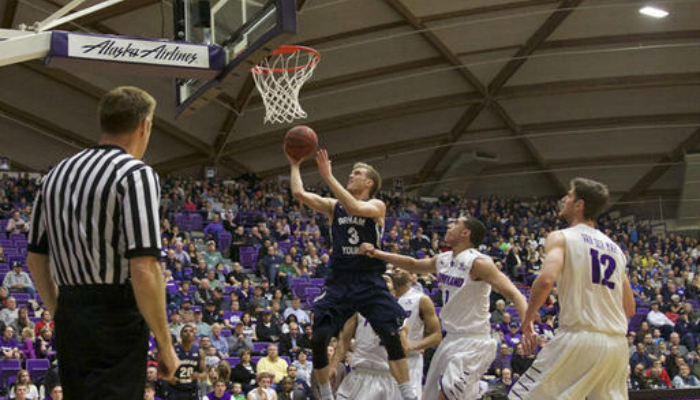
[[352, 314, 389, 371], [398, 288, 424, 358], [558, 224, 628, 335], [436, 249, 491, 335]]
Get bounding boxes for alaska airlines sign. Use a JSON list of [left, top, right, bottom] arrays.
[[67, 34, 210, 69]]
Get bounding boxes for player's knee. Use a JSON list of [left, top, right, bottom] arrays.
[[378, 330, 406, 361]]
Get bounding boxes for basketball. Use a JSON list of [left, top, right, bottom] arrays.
[[284, 125, 318, 161]]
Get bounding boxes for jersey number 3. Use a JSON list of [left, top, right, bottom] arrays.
[[590, 249, 616, 289], [347, 227, 360, 245]]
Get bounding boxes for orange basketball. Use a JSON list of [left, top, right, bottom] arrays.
[[284, 125, 318, 161]]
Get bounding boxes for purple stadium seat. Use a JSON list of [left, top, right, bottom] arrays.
[[218, 232, 232, 252], [0, 359, 21, 388], [26, 359, 50, 383], [310, 278, 324, 287], [305, 288, 321, 305], [281, 356, 291, 365], [278, 241, 292, 255], [252, 356, 262, 364], [629, 313, 647, 332], [188, 214, 203, 231], [226, 357, 241, 367], [253, 342, 272, 354], [8, 234, 25, 243], [221, 329, 232, 338], [293, 282, 310, 301], [13, 293, 30, 302]]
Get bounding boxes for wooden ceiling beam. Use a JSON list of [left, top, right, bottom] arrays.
[[414, 0, 583, 193]]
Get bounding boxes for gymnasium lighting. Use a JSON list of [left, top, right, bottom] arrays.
[[639, 6, 669, 18]]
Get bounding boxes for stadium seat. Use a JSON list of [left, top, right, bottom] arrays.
[[26, 359, 50, 383], [253, 342, 272, 354]]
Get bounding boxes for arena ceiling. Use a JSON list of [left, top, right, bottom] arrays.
[[1, 0, 700, 219]]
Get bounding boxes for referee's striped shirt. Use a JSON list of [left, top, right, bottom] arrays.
[[27, 145, 162, 286]]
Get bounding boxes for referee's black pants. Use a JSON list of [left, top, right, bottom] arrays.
[[55, 284, 150, 400]]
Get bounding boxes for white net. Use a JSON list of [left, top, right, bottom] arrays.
[[252, 46, 320, 124]]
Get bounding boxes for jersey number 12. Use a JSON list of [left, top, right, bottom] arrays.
[[590, 249, 616, 289]]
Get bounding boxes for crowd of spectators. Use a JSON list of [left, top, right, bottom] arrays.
[[1, 172, 699, 399]]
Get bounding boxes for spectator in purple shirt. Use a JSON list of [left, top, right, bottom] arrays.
[[0, 326, 20, 360], [489, 343, 512, 377], [204, 379, 231, 400], [204, 214, 225, 242], [503, 322, 522, 348]]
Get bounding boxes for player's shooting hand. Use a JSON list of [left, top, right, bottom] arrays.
[[359, 243, 375, 257], [316, 149, 333, 181], [521, 318, 538, 355], [285, 151, 302, 167]]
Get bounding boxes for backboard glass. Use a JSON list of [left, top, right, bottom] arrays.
[[174, 0, 296, 118]]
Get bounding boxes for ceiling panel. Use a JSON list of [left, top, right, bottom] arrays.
[[0, 65, 101, 140], [463, 171, 558, 197], [509, 44, 700, 86], [296, 0, 402, 42], [550, 0, 700, 40], [425, 3, 554, 54], [402, 0, 526, 18], [0, 116, 76, 171], [500, 86, 700, 124], [530, 127, 697, 160], [554, 166, 654, 193], [311, 26, 440, 80]]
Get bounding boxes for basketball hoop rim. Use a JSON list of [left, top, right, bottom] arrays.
[[251, 45, 320, 75]]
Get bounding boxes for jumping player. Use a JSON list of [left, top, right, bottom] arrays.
[[167, 325, 204, 400], [287, 150, 417, 400], [361, 216, 528, 400], [508, 178, 635, 400]]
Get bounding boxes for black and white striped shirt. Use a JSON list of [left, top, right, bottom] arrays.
[[28, 145, 161, 286]]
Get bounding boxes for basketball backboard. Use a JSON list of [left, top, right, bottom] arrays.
[[174, 0, 297, 118]]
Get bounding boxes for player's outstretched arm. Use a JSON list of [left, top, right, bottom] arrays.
[[471, 257, 528, 322], [522, 231, 566, 354], [359, 243, 436, 274], [407, 296, 442, 353], [622, 275, 636, 318], [316, 149, 384, 219], [288, 153, 335, 217]]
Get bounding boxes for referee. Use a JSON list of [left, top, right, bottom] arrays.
[[26, 86, 179, 399]]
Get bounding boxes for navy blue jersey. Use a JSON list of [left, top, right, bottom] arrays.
[[330, 201, 385, 273], [173, 343, 200, 390]]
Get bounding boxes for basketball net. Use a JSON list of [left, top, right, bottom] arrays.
[[251, 45, 320, 124]]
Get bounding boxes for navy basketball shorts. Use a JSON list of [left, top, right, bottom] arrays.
[[312, 271, 405, 337]]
